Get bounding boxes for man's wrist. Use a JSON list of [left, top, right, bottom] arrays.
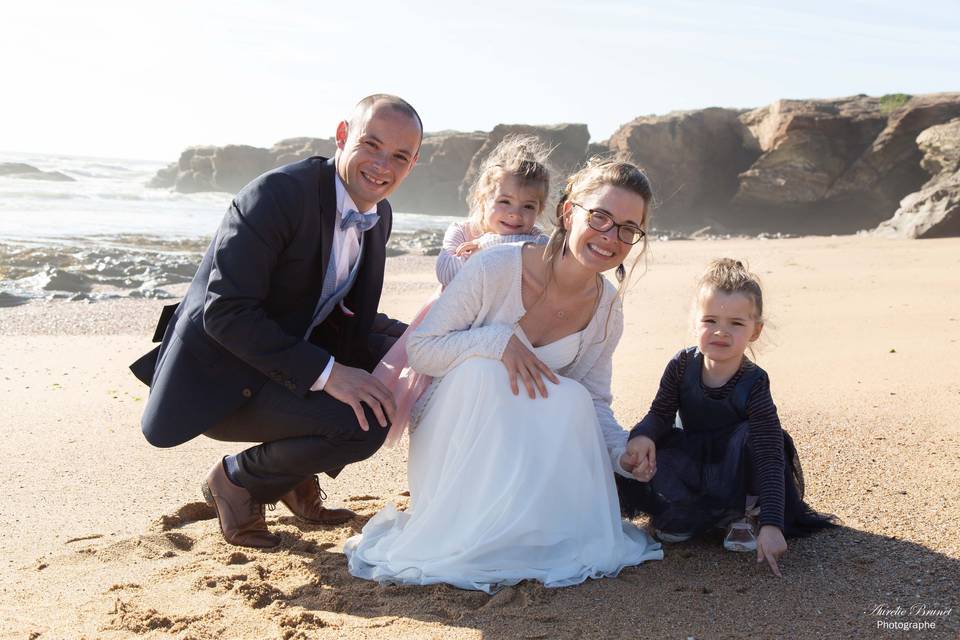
[[310, 357, 336, 391]]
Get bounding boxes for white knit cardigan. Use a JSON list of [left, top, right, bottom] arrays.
[[407, 244, 631, 476]]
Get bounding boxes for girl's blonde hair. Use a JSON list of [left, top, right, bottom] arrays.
[[465, 134, 552, 234], [545, 156, 653, 285], [696, 258, 765, 321]]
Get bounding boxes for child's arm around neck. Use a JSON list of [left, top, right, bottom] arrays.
[[475, 224, 549, 250], [435, 221, 474, 288]]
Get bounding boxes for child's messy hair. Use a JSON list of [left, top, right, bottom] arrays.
[[696, 258, 765, 322], [465, 134, 552, 234]]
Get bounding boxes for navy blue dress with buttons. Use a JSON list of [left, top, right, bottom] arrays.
[[619, 347, 835, 538]]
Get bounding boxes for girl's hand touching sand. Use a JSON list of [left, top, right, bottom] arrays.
[[757, 525, 787, 577]]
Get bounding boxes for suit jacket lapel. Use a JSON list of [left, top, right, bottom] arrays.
[[318, 158, 338, 286], [354, 199, 389, 308]]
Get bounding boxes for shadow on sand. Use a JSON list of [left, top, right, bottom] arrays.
[[270, 517, 959, 639], [28, 503, 956, 639]]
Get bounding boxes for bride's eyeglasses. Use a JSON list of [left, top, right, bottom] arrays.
[[570, 203, 645, 245]]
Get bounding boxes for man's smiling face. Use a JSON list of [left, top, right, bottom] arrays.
[[335, 102, 421, 212]]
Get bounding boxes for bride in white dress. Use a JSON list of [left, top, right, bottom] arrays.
[[344, 159, 663, 592]]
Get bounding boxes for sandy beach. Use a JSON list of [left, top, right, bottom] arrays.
[[1, 237, 957, 639]]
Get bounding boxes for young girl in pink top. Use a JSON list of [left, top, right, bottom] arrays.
[[375, 135, 551, 444]]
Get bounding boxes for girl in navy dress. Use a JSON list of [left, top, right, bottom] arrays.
[[618, 258, 835, 576]]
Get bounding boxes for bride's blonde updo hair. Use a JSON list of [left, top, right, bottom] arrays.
[[545, 157, 654, 285]]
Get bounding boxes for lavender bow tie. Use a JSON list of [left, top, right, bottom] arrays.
[[340, 208, 380, 232]]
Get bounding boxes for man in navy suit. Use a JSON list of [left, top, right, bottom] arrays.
[[131, 94, 422, 548]]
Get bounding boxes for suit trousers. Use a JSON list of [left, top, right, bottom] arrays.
[[203, 336, 398, 504]]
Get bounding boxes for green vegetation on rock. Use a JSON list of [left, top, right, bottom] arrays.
[[880, 93, 912, 113]]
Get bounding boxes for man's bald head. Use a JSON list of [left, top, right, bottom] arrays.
[[348, 94, 423, 150]]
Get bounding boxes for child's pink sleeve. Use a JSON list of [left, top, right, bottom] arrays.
[[435, 221, 472, 287]]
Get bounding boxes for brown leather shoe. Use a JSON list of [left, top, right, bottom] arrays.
[[202, 459, 281, 549], [279, 476, 356, 525]]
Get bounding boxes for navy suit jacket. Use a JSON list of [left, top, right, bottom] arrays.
[[131, 157, 399, 447]]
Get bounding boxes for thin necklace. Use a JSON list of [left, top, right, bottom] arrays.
[[519, 250, 602, 335], [538, 268, 602, 321]]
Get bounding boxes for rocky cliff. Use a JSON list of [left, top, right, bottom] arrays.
[[608, 108, 759, 230], [391, 131, 487, 215], [147, 92, 960, 236], [875, 117, 960, 238]]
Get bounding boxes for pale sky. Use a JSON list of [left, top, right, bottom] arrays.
[[2, 0, 957, 161]]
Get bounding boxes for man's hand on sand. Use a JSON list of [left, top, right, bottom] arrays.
[[323, 362, 396, 431]]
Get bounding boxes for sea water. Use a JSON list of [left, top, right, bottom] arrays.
[[0, 151, 459, 305]]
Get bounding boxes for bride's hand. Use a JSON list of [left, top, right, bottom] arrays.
[[500, 335, 560, 399]]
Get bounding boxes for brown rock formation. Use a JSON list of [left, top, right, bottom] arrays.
[[150, 140, 334, 193], [270, 137, 336, 167], [146, 162, 178, 189], [210, 145, 274, 193], [876, 118, 960, 238], [735, 96, 887, 205], [917, 119, 960, 178], [389, 131, 487, 215], [168, 146, 216, 192], [724, 96, 890, 233], [607, 108, 758, 229], [145, 93, 960, 237], [828, 93, 960, 223]]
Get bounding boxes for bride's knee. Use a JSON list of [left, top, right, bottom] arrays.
[[550, 377, 590, 397], [539, 379, 594, 413]]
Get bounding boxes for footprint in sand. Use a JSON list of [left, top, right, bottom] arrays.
[[194, 572, 249, 595], [277, 611, 333, 635], [107, 599, 204, 635], [151, 501, 216, 532], [89, 531, 197, 561], [236, 580, 286, 609], [161, 531, 196, 551]]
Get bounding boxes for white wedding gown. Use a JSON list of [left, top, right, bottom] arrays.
[[344, 329, 662, 593]]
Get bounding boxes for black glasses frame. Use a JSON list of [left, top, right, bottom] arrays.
[[570, 202, 645, 245]]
